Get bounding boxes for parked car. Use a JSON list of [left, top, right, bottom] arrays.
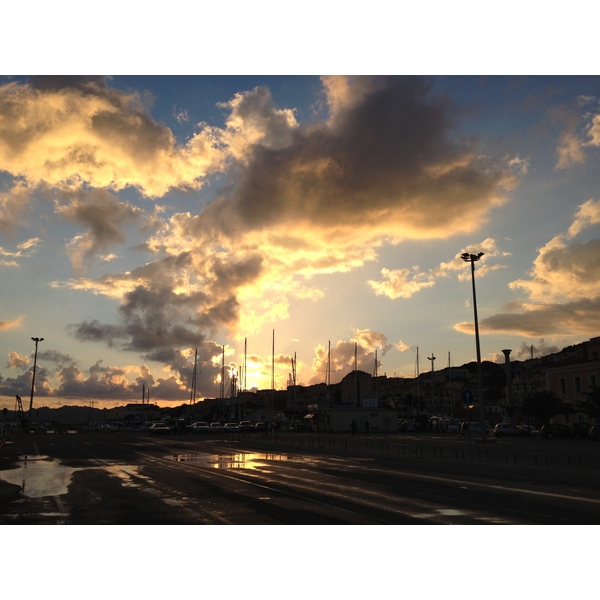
[[493, 423, 523, 437], [253, 421, 268, 432], [541, 423, 570, 438], [239, 420, 255, 432], [588, 425, 600, 441], [445, 420, 461, 434], [149, 422, 171, 435], [517, 424, 541, 437], [188, 421, 210, 434], [210, 422, 223, 432], [570, 422, 592, 439], [223, 422, 240, 432], [459, 422, 485, 436]]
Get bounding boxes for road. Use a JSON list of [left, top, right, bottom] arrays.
[[1, 430, 599, 524]]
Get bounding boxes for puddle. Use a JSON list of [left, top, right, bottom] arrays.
[[0, 451, 306, 499], [168, 452, 298, 470], [0, 456, 150, 499], [0, 455, 83, 498]]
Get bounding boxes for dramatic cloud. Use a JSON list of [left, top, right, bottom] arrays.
[[458, 199, 600, 338], [7, 77, 519, 398], [0, 77, 225, 197], [127, 77, 516, 360], [197, 77, 514, 246], [509, 200, 600, 306]]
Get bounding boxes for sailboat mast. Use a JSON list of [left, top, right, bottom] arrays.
[[416, 347, 420, 415], [327, 340, 331, 387], [448, 351, 452, 417], [374, 348, 378, 401], [220, 345, 225, 399], [354, 342, 358, 408], [189, 348, 197, 405], [271, 329, 275, 390], [244, 337, 247, 393]]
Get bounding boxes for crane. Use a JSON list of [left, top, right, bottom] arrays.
[[15, 395, 25, 428]]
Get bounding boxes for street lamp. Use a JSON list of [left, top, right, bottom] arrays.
[[428, 354, 436, 412], [461, 252, 486, 439], [29, 337, 44, 427]]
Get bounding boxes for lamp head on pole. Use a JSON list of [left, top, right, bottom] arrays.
[[461, 252, 484, 263]]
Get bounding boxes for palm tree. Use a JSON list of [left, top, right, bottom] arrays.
[[521, 390, 569, 426]]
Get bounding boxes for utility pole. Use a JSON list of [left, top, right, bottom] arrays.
[[428, 354, 436, 413], [29, 337, 44, 427]]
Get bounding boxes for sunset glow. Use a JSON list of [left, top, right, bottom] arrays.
[[2, 75, 600, 409]]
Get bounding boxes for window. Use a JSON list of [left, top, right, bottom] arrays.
[[560, 378, 567, 394], [574, 376, 582, 394], [590, 374, 597, 388]]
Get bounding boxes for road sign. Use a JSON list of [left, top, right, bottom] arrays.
[[462, 390, 475, 407]]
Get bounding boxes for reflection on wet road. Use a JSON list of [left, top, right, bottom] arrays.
[[169, 452, 307, 470], [0, 455, 82, 498], [0, 450, 307, 498], [1, 433, 600, 524]]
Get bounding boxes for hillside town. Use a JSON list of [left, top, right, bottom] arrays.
[[8, 337, 600, 436]]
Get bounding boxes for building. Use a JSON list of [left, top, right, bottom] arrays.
[[543, 337, 600, 423]]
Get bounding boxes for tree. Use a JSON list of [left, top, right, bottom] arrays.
[[521, 390, 569, 426], [583, 384, 600, 419]]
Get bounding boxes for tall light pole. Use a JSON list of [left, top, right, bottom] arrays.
[[461, 252, 486, 439], [427, 354, 436, 413], [29, 337, 44, 427], [502, 349, 514, 413]]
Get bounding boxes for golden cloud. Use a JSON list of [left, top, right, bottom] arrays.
[[0, 80, 225, 197]]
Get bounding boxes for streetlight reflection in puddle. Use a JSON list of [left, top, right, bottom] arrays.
[[169, 452, 294, 469]]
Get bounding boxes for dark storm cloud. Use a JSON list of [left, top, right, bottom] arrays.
[[208, 254, 264, 293], [199, 76, 512, 241], [56, 189, 143, 271], [28, 76, 110, 91], [464, 297, 600, 337], [119, 285, 206, 352], [70, 319, 122, 347], [0, 369, 34, 397], [38, 349, 75, 365], [0, 365, 52, 398], [193, 295, 240, 332]]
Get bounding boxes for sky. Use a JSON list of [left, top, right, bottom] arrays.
[[2, 73, 600, 410]]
